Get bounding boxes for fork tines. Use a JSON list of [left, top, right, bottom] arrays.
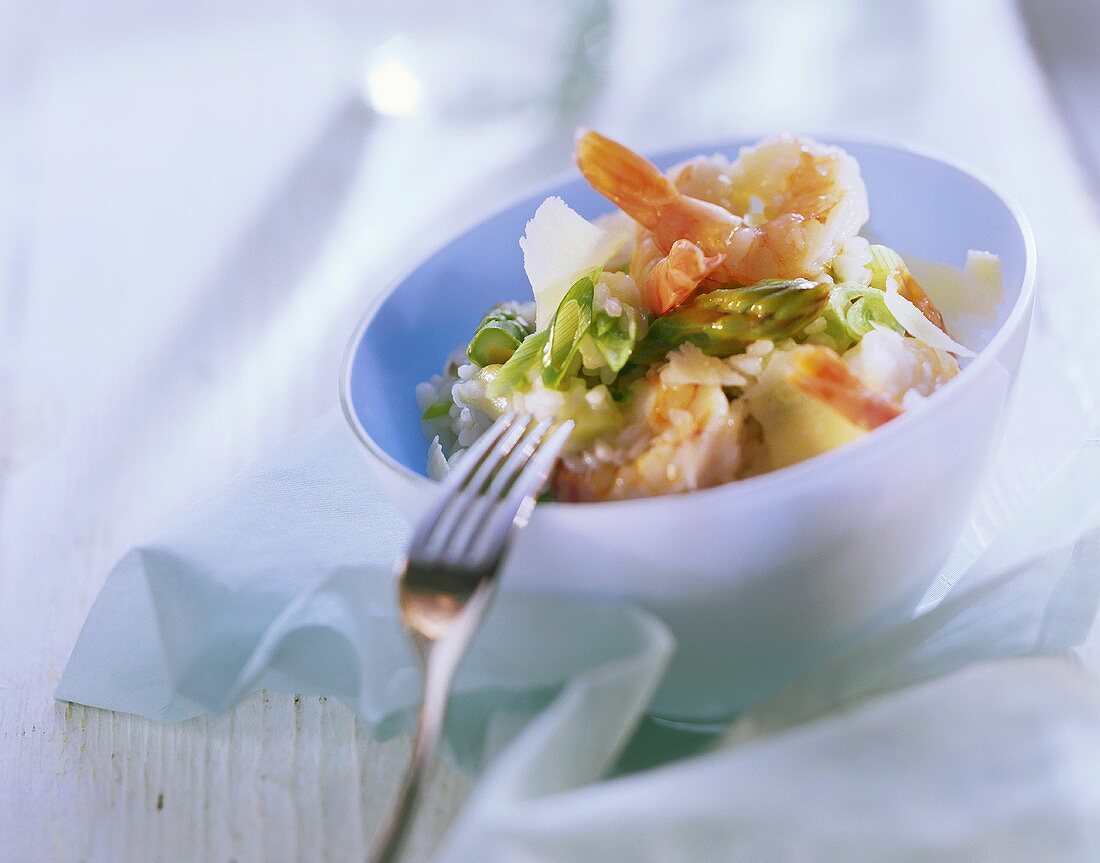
[[410, 414, 572, 569]]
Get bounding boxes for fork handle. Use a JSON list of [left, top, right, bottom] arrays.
[[369, 584, 496, 863]]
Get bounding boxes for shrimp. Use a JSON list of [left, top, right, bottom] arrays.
[[893, 262, 947, 332], [629, 232, 719, 315], [668, 154, 738, 211], [577, 130, 738, 313], [553, 372, 750, 501], [786, 344, 901, 430], [630, 231, 663, 293], [645, 240, 725, 315], [575, 130, 870, 287]]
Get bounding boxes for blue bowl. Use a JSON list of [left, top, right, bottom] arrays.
[[341, 137, 1035, 721]]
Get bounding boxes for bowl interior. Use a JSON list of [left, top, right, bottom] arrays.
[[346, 139, 1030, 477]]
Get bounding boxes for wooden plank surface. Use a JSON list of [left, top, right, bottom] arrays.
[[1, 692, 471, 862]]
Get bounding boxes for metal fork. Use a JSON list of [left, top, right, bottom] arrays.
[[369, 413, 573, 863]]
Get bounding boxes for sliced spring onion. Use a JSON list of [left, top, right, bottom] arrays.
[[486, 330, 550, 399], [468, 321, 525, 366], [466, 303, 534, 367], [421, 402, 452, 420], [868, 244, 906, 289], [541, 272, 596, 388], [826, 283, 904, 348], [587, 309, 639, 373]]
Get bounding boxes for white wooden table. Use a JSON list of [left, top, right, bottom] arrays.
[[3, 1, 1099, 860], [0, 5, 483, 859]]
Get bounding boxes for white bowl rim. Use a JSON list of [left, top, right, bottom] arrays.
[[339, 134, 1037, 513]]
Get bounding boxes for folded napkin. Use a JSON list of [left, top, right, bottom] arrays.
[[56, 415, 673, 768], [59, 346, 1100, 858]]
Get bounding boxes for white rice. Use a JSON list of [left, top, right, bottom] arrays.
[[419, 303, 537, 471]]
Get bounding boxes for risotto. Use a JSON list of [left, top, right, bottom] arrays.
[[417, 131, 1002, 501]]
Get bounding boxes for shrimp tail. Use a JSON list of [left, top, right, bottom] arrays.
[[646, 240, 725, 315], [896, 269, 947, 332], [575, 129, 678, 228], [787, 345, 901, 430]]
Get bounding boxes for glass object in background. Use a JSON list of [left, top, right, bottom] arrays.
[[347, 1, 612, 123], [316, 0, 614, 323], [326, 0, 611, 166]]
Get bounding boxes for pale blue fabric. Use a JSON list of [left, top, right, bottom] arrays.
[[56, 414, 673, 766], [57, 410, 1100, 859], [58, 406, 1100, 738]]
